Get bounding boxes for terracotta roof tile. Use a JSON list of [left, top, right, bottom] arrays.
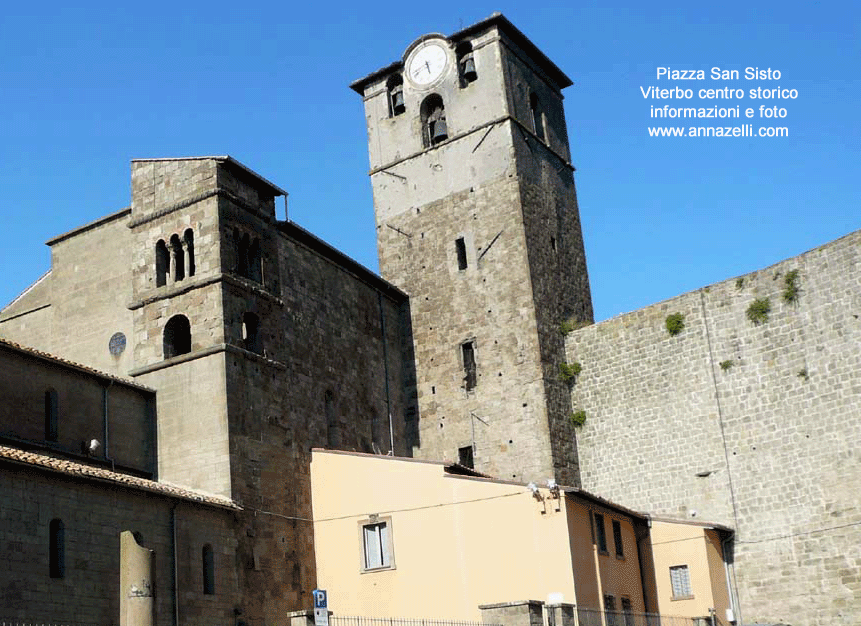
[[0, 444, 239, 510], [0, 337, 154, 392]]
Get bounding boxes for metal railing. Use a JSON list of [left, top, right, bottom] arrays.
[[1, 622, 103, 626], [572, 609, 712, 626], [331, 617, 496, 626]]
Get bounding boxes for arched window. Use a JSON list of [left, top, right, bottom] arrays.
[[530, 92, 545, 142], [170, 234, 185, 282], [163, 315, 191, 359], [183, 229, 195, 278], [456, 42, 477, 86], [420, 94, 448, 148], [202, 544, 215, 594], [155, 240, 169, 287], [325, 390, 340, 448], [45, 388, 58, 442], [387, 74, 405, 117], [242, 312, 261, 354], [49, 518, 64, 578]]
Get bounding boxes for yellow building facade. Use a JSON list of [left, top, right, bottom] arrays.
[[310, 450, 650, 622]]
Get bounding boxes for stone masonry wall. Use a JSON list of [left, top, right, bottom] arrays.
[[378, 171, 555, 482], [513, 127, 592, 487], [566, 230, 861, 625], [218, 223, 414, 624], [0, 343, 154, 474], [0, 464, 237, 626]]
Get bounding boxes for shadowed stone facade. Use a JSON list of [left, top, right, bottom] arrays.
[[1, 156, 416, 624]]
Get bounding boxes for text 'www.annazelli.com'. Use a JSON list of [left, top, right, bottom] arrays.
[[648, 125, 789, 137], [641, 67, 795, 138]]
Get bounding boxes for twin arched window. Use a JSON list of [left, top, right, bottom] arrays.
[[156, 229, 195, 287], [234, 229, 262, 283]]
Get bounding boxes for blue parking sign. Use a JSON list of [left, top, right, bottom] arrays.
[[313, 589, 327, 609]]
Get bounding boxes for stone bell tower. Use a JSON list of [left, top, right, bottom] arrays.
[[351, 14, 593, 485]]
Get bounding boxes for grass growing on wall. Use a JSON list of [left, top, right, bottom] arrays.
[[746, 298, 771, 325], [665, 313, 685, 336]]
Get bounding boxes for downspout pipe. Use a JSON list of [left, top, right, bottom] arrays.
[[378, 292, 394, 454], [721, 532, 742, 626], [101, 381, 116, 471]]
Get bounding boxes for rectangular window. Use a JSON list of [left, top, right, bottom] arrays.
[[670, 564, 693, 599], [462, 341, 477, 391], [612, 519, 624, 558], [363, 522, 391, 570], [604, 595, 618, 626], [455, 237, 468, 270], [620, 598, 634, 626], [458, 445, 474, 469], [594, 513, 608, 553]]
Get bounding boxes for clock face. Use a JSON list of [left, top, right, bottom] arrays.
[[407, 43, 448, 86]]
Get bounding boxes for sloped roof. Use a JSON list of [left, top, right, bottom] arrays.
[[0, 444, 239, 510], [0, 337, 154, 392]]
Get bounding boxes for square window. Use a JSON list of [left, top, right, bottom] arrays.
[[361, 521, 394, 571], [670, 564, 693, 599], [594, 513, 608, 553]]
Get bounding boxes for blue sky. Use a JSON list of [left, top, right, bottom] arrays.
[[1, 1, 858, 321]]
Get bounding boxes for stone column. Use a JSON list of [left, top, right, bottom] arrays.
[[120, 530, 154, 626], [169, 249, 176, 284], [183, 242, 191, 279]]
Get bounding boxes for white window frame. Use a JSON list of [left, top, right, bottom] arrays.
[[670, 564, 693, 599], [359, 516, 395, 572]]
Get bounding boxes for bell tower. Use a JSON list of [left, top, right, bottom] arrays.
[[351, 14, 593, 485]]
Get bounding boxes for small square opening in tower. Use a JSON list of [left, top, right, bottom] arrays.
[[455, 237, 468, 271], [458, 445, 474, 469], [461, 340, 476, 391]]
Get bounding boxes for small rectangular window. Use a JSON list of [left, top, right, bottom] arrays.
[[202, 544, 215, 594], [455, 237, 468, 270], [620, 598, 634, 626], [363, 522, 391, 570], [462, 341, 477, 391], [612, 519, 624, 558], [458, 445, 474, 469], [604, 595, 619, 626], [594, 512, 608, 553], [49, 519, 64, 579], [670, 564, 692, 599]]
